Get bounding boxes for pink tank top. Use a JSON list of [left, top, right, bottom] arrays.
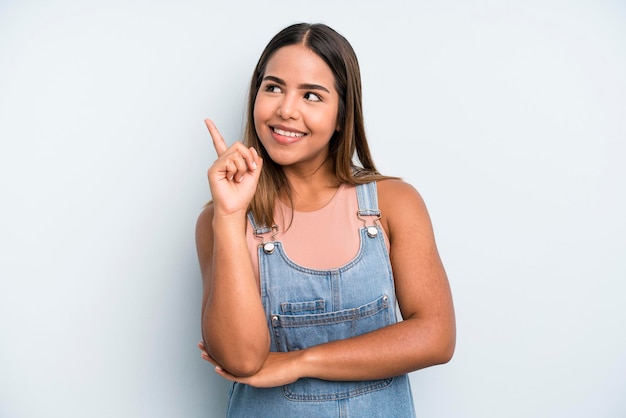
[[246, 183, 390, 280]]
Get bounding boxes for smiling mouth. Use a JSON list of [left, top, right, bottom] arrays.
[[272, 127, 306, 138]]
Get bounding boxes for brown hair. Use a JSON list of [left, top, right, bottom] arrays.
[[244, 23, 396, 227]]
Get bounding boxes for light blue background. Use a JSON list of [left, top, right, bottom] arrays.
[[1, 1, 624, 417]]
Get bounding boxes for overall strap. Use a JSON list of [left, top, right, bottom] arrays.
[[356, 182, 381, 217], [246, 212, 274, 235], [247, 211, 279, 254]]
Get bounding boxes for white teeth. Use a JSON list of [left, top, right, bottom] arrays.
[[273, 127, 305, 138]]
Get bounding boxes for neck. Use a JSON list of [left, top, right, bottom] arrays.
[[281, 160, 340, 212]]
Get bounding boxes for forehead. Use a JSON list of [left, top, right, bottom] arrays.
[[264, 44, 335, 87]]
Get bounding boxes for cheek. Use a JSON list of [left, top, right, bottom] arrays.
[[252, 99, 270, 146], [314, 108, 339, 135], [252, 97, 263, 126], [253, 92, 274, 119]]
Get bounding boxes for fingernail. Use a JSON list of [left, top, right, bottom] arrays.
[[215, 366, 223, 372], [252, 161, 257, 170], [237, 176, 244, 182]]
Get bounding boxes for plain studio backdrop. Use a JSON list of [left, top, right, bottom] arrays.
[[1, 1, 624, 417]]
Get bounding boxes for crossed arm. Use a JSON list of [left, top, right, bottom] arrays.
[[197, 175, 456, 387]]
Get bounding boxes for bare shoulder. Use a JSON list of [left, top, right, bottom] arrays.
[[377, 178, 424, 206], [196, 203, 216, 242], [376, 179, 433, 239]]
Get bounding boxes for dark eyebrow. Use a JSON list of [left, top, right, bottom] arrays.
[[263, 75, 331, 94]]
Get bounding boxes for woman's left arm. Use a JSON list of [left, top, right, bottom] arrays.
[[201, 179, 456, 387]]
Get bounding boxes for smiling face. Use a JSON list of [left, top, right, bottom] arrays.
[[253, 44, 340, 171]]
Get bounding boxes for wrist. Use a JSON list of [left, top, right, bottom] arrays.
[[212, 210, 248, 232], [296, 347, 318, 380]]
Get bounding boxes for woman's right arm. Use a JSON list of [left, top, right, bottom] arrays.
[[196, 119, 269, 377]]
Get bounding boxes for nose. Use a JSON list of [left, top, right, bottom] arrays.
[[276, 94, 299, 120]]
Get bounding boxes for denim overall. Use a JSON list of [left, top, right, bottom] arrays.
[[226, 182, 415, 417]]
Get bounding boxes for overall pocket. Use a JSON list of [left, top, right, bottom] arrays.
[[270, 294, 394, 401]]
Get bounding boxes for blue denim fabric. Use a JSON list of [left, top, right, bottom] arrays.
[[227, 182, 415, 417]]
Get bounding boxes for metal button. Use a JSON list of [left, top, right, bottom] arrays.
[[366, 226, 378, 238], [263, 242, 275, 254]]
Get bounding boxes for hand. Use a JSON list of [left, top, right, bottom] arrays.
[[205, 119, 263, 216], [198, 341, 303, 388]]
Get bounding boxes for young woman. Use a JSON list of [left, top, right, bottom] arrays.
[[196, 23, 455, 417]]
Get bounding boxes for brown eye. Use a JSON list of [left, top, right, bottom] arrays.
[[304, 92, 321, 102], [265, 84, 282, 93]]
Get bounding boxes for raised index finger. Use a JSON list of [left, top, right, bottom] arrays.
[[204, 119, 228, 157]]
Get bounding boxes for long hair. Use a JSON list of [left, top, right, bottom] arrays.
[[244, 23, 396, 227]]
